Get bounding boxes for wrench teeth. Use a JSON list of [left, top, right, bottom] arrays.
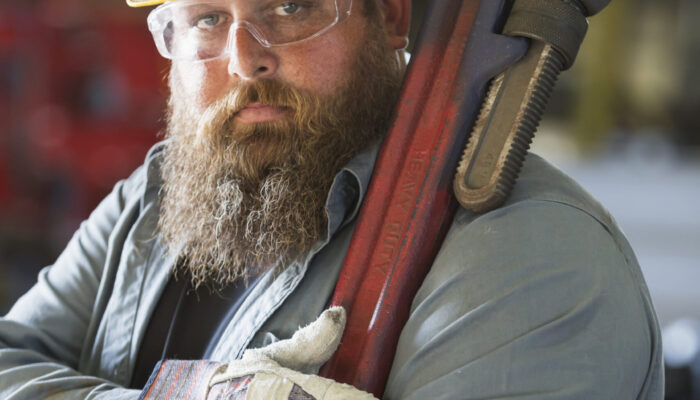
[[454, 43, 565, 213]]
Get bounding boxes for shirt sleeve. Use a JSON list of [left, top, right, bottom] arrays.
[[384, 200, 663, 400], [0, 170, 144, 400]]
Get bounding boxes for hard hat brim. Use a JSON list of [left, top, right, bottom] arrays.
[[126, 0, 167, 7]]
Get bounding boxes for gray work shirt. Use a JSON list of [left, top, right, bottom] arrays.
[[0, 141, 663, 399]]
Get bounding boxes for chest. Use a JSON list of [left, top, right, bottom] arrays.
[[78, 204, 356, 387]]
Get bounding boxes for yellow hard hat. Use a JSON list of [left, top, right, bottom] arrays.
[[126, 0, 168, 7]]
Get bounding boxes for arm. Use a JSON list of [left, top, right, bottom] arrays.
[[0, 170, 144, 399], [384, 200, 663, 399]]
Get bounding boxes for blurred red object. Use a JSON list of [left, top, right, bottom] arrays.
[[1, 2, 167, 218], [0, 156, 8, 209]]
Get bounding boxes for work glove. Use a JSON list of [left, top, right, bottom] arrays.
[[140, 307, 376, 400], [205, 306, 377, 400]]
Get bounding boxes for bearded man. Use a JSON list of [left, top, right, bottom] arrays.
[[0, 0, 664, 399]]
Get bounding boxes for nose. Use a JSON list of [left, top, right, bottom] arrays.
[[226, 26, 278, 80]]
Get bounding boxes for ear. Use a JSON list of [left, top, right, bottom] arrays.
[[378, 0, 411, 50]]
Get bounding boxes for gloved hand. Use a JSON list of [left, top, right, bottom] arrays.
[[205, 307, 378, 400]]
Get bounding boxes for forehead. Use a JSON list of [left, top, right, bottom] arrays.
[[154, 0, 350, 25], [163, 0, 341, 14], [131, 0, 345, 7]]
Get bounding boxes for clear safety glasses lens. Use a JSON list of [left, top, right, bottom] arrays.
[[147, 0, 352, 61]]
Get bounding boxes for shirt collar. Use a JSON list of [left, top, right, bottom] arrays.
[[323, 140, 381, 240]]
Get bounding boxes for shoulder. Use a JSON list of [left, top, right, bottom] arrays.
[[454, 152, 619, 236], [386, 153, 664, 399], [434, 153, 633, 284], [439, 152, 637, 283]]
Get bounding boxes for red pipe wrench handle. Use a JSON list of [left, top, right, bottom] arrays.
[[319, 0, 527, 396]]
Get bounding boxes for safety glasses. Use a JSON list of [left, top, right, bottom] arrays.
[[147, 0, 353, 61]]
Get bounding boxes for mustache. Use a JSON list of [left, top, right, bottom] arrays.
[[195, 79, 327, 144], [200, 80, 314, 119], [226, 80, 300, 112]]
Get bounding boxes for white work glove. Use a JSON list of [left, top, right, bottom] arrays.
[[205, 307, 378, 400]]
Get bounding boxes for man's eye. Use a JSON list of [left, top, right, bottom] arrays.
[[274, 2, 302, 16], [194, 13, 222, 29]]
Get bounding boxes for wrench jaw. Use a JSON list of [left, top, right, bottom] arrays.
[[453, 0, 598, 213], [454, 73, 512, 213], [454, 42, 565, 213]]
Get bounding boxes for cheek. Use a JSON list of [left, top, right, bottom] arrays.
[[173, 60, 231, 113], [284, 36, 358, 96]]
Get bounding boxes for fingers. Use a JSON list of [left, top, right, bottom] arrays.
[[242, 306, 346, 374]]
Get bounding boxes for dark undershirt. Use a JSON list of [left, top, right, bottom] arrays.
[[130, 270, 261, 389]]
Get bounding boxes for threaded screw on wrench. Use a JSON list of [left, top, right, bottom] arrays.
[[454, 0, 610, 212]]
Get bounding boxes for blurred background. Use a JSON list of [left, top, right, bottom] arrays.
[[0, 0, 699, 397], [0, 0, 166, 306]]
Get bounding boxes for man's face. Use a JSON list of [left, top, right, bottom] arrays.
[[158, 0, 406, 289], [170, 0, 382, 118]]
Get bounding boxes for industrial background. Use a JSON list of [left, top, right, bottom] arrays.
[[1, 0, 699, 398]]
